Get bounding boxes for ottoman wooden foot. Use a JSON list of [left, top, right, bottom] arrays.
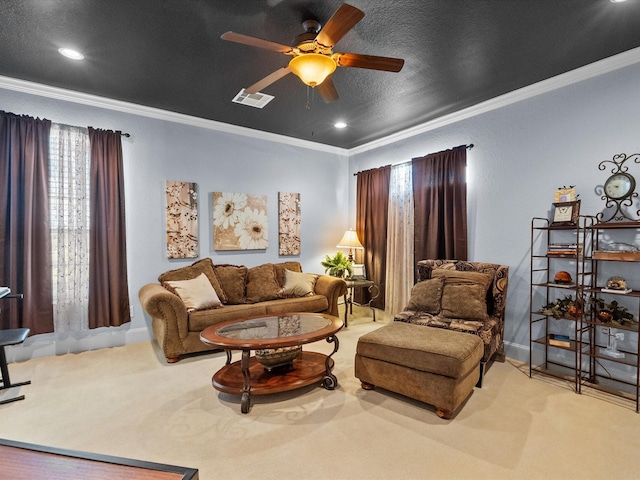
[[436, 408, 454, 420], [361, 381, 375, 390]]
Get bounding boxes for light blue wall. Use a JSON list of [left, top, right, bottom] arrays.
[[349, 61, 640, 361], [1, 88, 349, 360], [3, 58, 640, 362]]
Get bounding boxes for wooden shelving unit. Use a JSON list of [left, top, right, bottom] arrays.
[[529, 216, 592, 391], [580, 221, 640, 411]]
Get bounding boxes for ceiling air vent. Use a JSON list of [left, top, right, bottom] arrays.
[[232, 89, 274, 108]]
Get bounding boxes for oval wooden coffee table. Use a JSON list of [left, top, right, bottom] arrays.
[[200, 312, 343, 413]]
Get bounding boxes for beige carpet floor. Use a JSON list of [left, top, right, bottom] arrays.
[[2, 308, 640, 480]]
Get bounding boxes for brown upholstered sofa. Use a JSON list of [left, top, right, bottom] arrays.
[[139, 258, 347, 363], [394, 260, 509, 382]]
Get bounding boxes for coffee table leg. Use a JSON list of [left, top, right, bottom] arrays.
[[240, 350, 251, 414], [322, 335, 339, 390]]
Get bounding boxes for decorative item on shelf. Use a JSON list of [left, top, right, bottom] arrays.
[[590, 297, 637, 327], [602, 276, 633, 294], [597, 310, 613, 323], [553, 271, 573, 285], [554, 186, 577, 203], [547, 243, 581, 257], [600, 328, 625, 359], [551, 200, 581, 226], [596, 152, 639, 223], [321, 251, 353, 278], [336, 229, 364, 262], [548, 334, 571, 348], [593, 242, 640, 261], [541, 295, 582, 319], [255, 346, 303, 370]]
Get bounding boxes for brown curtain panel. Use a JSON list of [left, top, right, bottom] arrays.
[[88, 128, 131, 328], [356, 165, 390, 310], [412, 145, 468, 271], [0, 111, 54, 333]]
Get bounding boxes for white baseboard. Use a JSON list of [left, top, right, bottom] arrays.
[[504, 340, 529, 363], [5, 326, 153, 363]]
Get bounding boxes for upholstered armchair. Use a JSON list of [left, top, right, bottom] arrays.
[[394, 260, 509, 384]]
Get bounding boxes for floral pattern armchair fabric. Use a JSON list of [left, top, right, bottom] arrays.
[[394, 260, 509, 374]]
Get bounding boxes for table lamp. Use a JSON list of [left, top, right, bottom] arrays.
[[337, 229, 363, 262]]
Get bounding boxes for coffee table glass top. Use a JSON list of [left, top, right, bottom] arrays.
[[201, 313, 342, 350], [217, 314, 328, 340]]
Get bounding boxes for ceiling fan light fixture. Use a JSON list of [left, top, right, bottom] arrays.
[[58, 47, 84, 60], [288, 54, 336, 87]]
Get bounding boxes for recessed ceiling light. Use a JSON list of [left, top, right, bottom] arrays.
[[334, 122, 347, 129], [58, 48, 84, 60], [610, 0, 627, 3]]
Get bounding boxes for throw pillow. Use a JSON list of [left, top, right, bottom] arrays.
[[280, 269, 318, 297], [214, 264, 248, 304], [246, 264, 281, 303], [440, 283, 488, 320], [432, 270, 492, 321], [404, 277, 444, 314], [158, 258, 227, 304], [273, 261, 303, 287], [165, 273, 222, 312], [432, 269, 492, 290]]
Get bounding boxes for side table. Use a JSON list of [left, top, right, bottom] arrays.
[[344, 279, 380, 327]]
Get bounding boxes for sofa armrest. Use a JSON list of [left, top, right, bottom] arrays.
[[314, 275, 348, 318], [139, 283, 189, 341]]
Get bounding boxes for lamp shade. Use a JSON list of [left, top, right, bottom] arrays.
[[288, 54, 337, 87], [336, 229, 363, 249]]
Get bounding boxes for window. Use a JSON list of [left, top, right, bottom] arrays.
[[49, 124, 91, 332]]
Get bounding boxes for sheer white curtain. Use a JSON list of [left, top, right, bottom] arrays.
[[385, 162, 414, 315], [49, 124, 90, 332]]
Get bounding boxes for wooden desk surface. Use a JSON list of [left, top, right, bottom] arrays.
[[0, 439, 198, 480]]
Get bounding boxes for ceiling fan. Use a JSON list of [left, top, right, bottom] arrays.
[[221, 3, 405, 103]]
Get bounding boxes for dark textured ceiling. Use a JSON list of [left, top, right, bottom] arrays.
[[1, 1, 640, 149]]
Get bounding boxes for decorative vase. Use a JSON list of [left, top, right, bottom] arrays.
[[597, 311, 613, 323], [567, 304, 582, 318]]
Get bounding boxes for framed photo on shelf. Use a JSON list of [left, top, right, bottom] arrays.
[[551, 200, 580, 226], [351, 264, 366, 280], [554, 187, 576, 203]]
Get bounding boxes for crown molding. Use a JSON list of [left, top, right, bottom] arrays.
[[349, 46, 640, 156], [0, 75, 349, 156]]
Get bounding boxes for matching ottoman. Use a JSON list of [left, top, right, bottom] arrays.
[[355, 322, 483, 419]]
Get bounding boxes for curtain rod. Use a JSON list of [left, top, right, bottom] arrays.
[[354, 143, 474, 176], [87, 126, 130, 137]]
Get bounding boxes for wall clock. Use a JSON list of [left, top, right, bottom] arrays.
[[597, 153, 640, 223], [604, 172, 635, 200]]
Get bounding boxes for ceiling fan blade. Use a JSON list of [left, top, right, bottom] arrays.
[[221, 31, 293, 54], [245, 67, 292, 94], [336, 52, 404, 72], [317, 77, 339, 103], [315, 4, 365, 48]]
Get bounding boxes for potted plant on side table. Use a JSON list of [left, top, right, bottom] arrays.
[[321, 251, 353, 278]]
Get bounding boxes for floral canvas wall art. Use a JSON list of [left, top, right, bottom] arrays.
[[165, 180, 198, 258], [278, 192, 301, 255], [213, 192, 268, 250]]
